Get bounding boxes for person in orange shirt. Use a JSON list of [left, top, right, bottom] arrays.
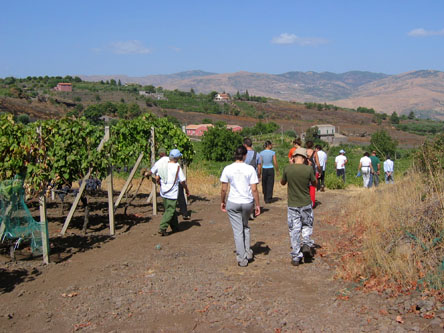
[[288, 138, 302, 163]]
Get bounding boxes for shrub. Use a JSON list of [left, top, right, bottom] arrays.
[[201, 127, 242, 161], [325, 173, 346, 189]]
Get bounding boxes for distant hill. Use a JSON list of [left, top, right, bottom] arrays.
[[80, 69, 444, 119]]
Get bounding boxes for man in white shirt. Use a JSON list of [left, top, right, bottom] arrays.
[[335, 149, 347, 182], [383, 155, 394, 184], [151, 149, 189, 236], [358, 152, 374, 188], [315, 145, 327, 191]]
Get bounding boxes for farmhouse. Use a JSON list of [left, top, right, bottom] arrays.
[[310, 124, 348, 145], [54, 83, 72, 92], [214, 93, 230, 102], [186, 124, 214, 136], [138, 91, 167, 100], [186, 124, 243, 136]]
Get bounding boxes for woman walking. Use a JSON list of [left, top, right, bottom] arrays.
[[220, 145, 261, 267], [305, 141, 321, 208], [260, 140, 279, 204]]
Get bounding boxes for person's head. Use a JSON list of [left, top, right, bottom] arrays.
[[169, 148, 182, 162], [234, 145, 248, 161], [158, 147, 167, 157], [243, 137, 252, 148], [305, 141, 314, 149], [339, 149, 346, 155], [315, 144, 322, 151], [293, 138, 302, 147], [364, 152, 370, 157], [386, 155, 391, 160], [371, 150, 377, 156], [264, 140, 272, 149], [292, 147, 308, 164]]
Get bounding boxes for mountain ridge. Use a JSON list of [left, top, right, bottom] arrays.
[[80, 69, 444, 119]]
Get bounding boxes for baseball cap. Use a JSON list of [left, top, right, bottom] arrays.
[[292, 147, 307, 158], [339, 149, 345, 154], [169, 149, 182, 158]]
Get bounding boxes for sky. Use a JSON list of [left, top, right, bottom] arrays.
[[1, 0, 444, 77]]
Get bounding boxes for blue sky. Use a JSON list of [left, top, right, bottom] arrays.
[[1, 0, 444, 77]]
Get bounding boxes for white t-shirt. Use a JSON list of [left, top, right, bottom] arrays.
[[151, 161, 185, 200], [150, 156, 169, 181], [360, 156, 372, 168], [317, 150, 327, 171], [335, 155, 347, 170], [220, 162, 259, 204]]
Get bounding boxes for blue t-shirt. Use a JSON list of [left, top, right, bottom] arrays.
[[244, 150, 261, 171], [260, 149, 275, 169]]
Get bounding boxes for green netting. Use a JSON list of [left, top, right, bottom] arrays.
[[0, 177, 43, 254]]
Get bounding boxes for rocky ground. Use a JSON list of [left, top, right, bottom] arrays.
[[0, 185, 443, 332]]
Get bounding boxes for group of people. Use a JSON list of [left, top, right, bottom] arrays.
[[148, 139, 395, 269], [221, 138, 324, 267], [335, 149, 395, 188]]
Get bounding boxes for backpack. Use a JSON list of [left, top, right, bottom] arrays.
[[248, 151, 258, 170]]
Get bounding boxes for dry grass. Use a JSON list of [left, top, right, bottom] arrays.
[[332, 172, 444, 290]]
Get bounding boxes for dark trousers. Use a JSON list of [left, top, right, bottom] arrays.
[[336, 169, 345, 182], [177, 183, 188, 216], [317, 170, 325, 190], [262, 168, 275, 203]]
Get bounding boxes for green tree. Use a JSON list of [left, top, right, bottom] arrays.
[[408, 111, 415, 120], [17, 114, 30, 124], [201, 127, 242, 161], [305, 126, 319, 142], [390, 112, 400, 124], [370, 129, 398, 157]]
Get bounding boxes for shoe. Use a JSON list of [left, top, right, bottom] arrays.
[[291, 258, 301, 266], [183, 215, 190, 220], [158, 229, 168, 237], [302, 244, 313, 263], [249, 213, 255, 220], [238, 261, 248, 267], [321, 186, 325, 192]]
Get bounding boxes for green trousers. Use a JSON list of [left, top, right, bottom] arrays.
[[159, 198, 179, 231]]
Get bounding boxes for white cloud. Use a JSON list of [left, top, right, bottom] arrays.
[[408, 28, 444, 37], [109, 40, 151, 55], [271, 33, 328, 46]]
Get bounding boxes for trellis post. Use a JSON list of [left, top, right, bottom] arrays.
[[105, 126, 115, 235], [151, 127, 157, 215]]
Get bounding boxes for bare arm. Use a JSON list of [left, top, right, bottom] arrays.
[[250, 183, 261, 216], [272, 154, 279, 174], [180, 181, 190, 196], [220, 182, 228, 212]]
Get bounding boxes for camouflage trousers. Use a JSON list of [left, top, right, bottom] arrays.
[[287, 204, 314, 260]]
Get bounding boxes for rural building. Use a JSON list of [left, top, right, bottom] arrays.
[[306, 124, 348, 145], [315, 124, 336, 137], [54, 83, 72, 92], [186, 124, 242, 136], [186, 124, 214, 136], [214, 93, 230, 102], [226, 124, 243, 132]]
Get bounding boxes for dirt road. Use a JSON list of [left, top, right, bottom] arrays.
[[0, 186, 442, 332]]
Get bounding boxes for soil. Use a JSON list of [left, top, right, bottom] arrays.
[[0, 184, 443, 332]]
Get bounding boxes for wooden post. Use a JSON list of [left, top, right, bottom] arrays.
[[151, 127, 157, 216], [39, 195, 50, 264], [114, 152, 144, 211], [105, 127, 115, 235], [184, 164, 188, 205], [60, 128, 110, 235]]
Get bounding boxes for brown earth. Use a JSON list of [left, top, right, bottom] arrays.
[[1, 180, 442, 332]]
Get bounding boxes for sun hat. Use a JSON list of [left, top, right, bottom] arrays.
[[169, 149, 182, 158], [292, 147, 307, 158], [339, 149, 345, 154]]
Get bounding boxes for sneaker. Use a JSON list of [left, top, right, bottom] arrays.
[[183, 215, 190, 220], [238, 261, 248, 267], [249, 213, 255, 220], [302, 244, 313, 262], [321, 186, 325, 192], [158, 229, 168, 237], [291, 258, 301, 266]]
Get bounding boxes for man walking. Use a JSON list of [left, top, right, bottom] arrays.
[[151, 149, 190, 236], [384, 155, 394, 184], [369, 151, 381, 187], [315, 145, 327, 191], [281, 148, 317, 266], [243, 138, 261, 218], [358, 152, 374, 188], [335, 149, 347, 182]]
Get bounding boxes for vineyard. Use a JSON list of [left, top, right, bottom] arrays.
[[0, 113, 194, 262]]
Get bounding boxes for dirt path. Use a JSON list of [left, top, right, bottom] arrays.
[[0, 186, 441, 332]]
